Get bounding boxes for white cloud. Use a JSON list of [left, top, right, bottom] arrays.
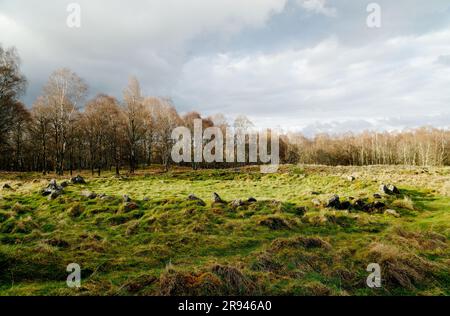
[[296, 0, 337, 17], [174, 29, 450, 131]]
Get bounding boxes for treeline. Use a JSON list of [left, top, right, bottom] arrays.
[[284, 128, 450, 166], [1, 45, 449, 174]]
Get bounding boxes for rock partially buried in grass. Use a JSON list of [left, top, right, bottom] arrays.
[[212, 192, 225, 203], [247, 197, 257, 203], [388, 184, 400, 194], [380, 184, 400, 195], [347, 175, 356, 181], [71, 175, 86, 184], [122, 202, 139, 212], [41, 179, 63, 198], [2, 183, 12, 190], [326, 195, 340, 209], [385, 209, 401, 218], [231, 199, 245, 208], [295, 206, 308, 216], [60, 181, 69, 188], [81, 190, 97, 199], [339, 201, 351, 210], [187, 194, 206, 206], [311, 198, 321, 207], [123, 194, 132, 202], [373, 193, 382, 199]]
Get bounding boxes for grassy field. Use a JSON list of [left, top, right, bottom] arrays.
[[0, 165, 449, 296]]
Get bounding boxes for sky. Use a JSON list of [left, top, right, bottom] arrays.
[[1, 0, 450, 135]]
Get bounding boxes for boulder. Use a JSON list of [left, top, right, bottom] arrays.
[[347, 176, 356, 181], [247, 197, 257, 203], [71, 175, 86, 184], [187, 194, 206, 206], [385, 209, 400, 218], [326, 195, 340, 209], [2, 183, 12, 190], [212, 192, 225, 203]]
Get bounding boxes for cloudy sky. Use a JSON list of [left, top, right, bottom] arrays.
[[1, 0, 450, 135]]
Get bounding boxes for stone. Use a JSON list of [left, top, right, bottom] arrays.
[[187, 194, 206, 206], [48, 191, 61, 200], [388, 185, 400, 194], [380, 184, 400, 195], [373, 193, 382, 199], [231, 199, 245, 208], [326, 195, 340, 209], [347, 176, 356, 181], [295, 206, 308, 216], [379, 184, 391, 195], [212, 192, 225, 203], [373, 201, 386, 209], [311, 198, 321, 207], [385, 209, 400, 218], [71, 175, 86, 184], [41, 179, 63, 197], [339, 201, 351, 210], [2, 183, 12, 190], [123, 202, 139, 212], [81, 190, 97, 199], [353, 199, 366, 210], [143, 197, 150, 201], [247, 197, 257, 203], [123, 195, 132, 203]]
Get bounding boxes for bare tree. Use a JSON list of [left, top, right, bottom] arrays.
[[42, 68, 87, 175], [123, 77, 146, 173]]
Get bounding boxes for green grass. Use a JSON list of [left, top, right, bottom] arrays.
[[0, 165, 448, 296]]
